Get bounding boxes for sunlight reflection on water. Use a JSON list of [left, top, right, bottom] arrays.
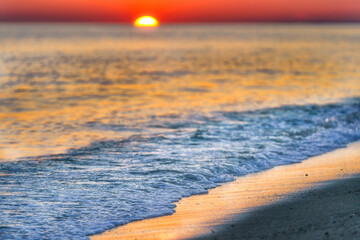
[[0, 24, 359, 161], [0, 24, 360, 239]]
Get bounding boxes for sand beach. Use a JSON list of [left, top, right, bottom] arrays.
[[194, 175, 360, 240], [1, 24, 360, 240], [91, 142, 360, 240]]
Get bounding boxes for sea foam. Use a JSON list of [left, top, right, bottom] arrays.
[[0, 98, 359, 239]]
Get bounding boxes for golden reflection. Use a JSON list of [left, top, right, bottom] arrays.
[[90, 142, 360, 240], [1, 25, 360, 161]]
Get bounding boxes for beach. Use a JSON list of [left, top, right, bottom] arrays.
[[193, 175, 360, 240], [91, 142, 360, 240], [1, 0, 360, 238], [1, 24, 360, 240]]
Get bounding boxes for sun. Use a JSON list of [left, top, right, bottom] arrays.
[[134, 16, 159, 28]]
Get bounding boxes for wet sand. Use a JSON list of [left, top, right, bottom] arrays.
[[90, 142, 360, 240]]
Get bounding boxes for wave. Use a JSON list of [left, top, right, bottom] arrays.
[[0, 98, 359, 239]]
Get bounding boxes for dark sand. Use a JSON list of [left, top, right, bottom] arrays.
[[193, 175, 360, 240]]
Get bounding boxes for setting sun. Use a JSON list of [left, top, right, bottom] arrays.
[[134, 16, 159, 27]]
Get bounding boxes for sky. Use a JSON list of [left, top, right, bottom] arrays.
[[1, 0, 360, 22]]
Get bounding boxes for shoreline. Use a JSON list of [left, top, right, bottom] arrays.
[[90, 142, 360, 240]]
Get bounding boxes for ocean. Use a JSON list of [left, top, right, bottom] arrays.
[[0, 24, 360, 239]]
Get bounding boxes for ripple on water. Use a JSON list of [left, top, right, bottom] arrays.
[[0, 98, 360, 239]]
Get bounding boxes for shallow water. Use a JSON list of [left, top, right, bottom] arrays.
[[0, 24, 360, 239]]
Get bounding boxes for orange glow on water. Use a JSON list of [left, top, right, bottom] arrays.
[[134, 16, 159, 27], [1, 25, 360, 161]]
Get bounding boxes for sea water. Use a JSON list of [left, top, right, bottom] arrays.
[[0, 24, 359, 239]]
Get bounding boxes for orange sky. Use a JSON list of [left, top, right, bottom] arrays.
[[1, 0, 360, 22]]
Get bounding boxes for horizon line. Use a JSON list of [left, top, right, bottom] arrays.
[[1, 20, 360, 24]]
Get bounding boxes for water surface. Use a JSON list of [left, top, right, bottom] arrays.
[[0, 24, 359, 239]]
